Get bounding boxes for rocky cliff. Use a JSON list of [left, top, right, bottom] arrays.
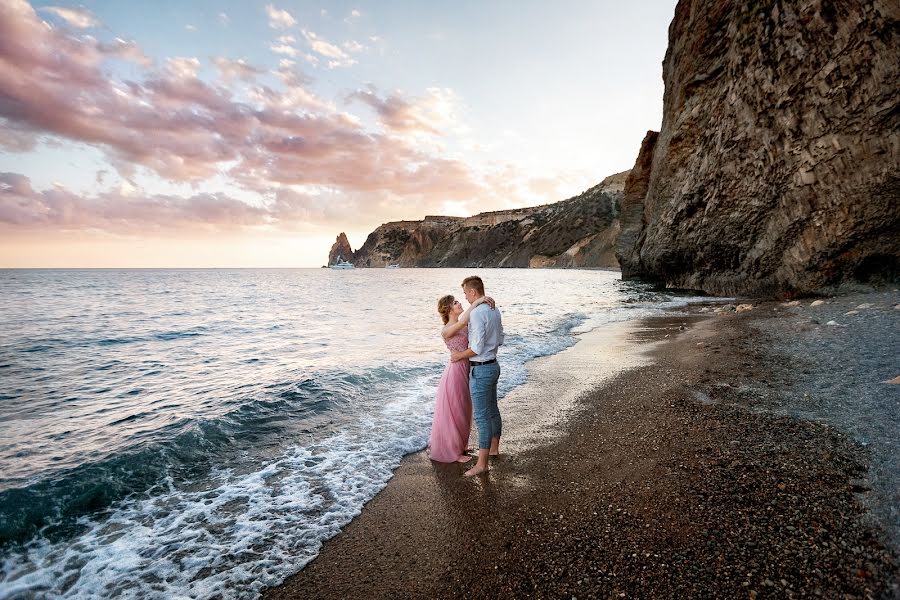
[[328, 233, 353, 266], [348, 176, 626, 268], [617, 0, 900, 296]]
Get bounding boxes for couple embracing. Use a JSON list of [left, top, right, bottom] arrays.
[[428, 275, 504, 477]]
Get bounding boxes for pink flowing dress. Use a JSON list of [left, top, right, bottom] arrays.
[[428, 326, 473, 463]]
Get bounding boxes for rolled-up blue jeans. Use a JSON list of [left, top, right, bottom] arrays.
[[470, 361, 501, 449]]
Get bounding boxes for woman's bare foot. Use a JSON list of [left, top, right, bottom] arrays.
[[464, 464, 488, 477], [456, 455, 473, 463]]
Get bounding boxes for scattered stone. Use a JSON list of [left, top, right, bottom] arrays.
[[716, 304, 736, 313], [884, 376, 900, 385], [810, 300, 827, 307], [826, 320, 839, 326], [845, 310, 859, 316], [736, 304, 754, 313], [782, 300, 801, 307], [856, 303, 873, 309]]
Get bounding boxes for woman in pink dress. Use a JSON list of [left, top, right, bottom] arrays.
[[428, 294, 493, 463]]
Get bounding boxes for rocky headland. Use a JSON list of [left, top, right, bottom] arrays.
[[327, 172, 627, 269]]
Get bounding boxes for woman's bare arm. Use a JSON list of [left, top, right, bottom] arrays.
[[442, 296, 495, 339]]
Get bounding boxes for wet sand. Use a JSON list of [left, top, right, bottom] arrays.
[[264, 305, 899, 599]]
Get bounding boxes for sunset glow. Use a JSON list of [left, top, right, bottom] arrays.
[[0, 0, 676, 267]]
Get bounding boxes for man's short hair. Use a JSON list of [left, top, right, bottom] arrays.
[[461, 275, 484, 295]]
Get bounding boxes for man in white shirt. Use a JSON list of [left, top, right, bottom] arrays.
[[451, 275, 504, 476]]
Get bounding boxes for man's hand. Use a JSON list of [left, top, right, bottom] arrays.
[[451, 348, 477, 362]]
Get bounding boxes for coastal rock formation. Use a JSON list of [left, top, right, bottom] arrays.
[[617, 0, 900, 296], [617, 131, 659, 280], [328, 233, 353, 266], [349, 178, 625, 268]]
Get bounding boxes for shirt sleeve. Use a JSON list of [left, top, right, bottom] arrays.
[[468, 307, 487, 356]]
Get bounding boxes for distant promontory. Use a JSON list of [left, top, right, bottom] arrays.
[[328, 172, 627, 270]]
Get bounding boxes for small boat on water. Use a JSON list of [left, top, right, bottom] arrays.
[[385, 264, 400, 269], [330, 256, 355, 269]]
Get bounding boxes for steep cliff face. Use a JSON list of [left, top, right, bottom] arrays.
[[350, 181, 624, 268], [351, 218, 462, 268], [617, 0, 900, 296], [328, 233, 353, 266], [616, 131, 659, 278]]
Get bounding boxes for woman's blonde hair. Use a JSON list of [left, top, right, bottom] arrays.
[[437, 295, 455, 325]]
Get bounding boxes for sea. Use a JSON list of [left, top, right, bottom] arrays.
[[0, 268, 702, 599]]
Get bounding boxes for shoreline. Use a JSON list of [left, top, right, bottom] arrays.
[[264, 301, 899, 599]]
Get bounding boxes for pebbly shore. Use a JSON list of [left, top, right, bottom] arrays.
[[264, 290, 900, 599]]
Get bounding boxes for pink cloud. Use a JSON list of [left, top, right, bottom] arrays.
[[348, 85, 460, 135], [0, 171, 484, 234], [0, 0, 495, 232], [301, 30, 356, 68], [0, 172, 266, 232], [40, 5, 99, 28], [265, 4, 296, 29], [213, 57, 265, 82]]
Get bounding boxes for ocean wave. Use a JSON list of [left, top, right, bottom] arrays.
[[0, 364, 440, 551], [0, 377, 438, 599]]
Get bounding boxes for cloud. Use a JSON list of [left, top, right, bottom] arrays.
[[343, 40, 365, 53], [270, 43, 299, 57], [101, 37, 153, 66], [265, 4, 296, 29], [218, 12, 229, 25], [348, 86, 461, 136], [301, 30, 356, 68], [185, 24, 197, 32], [0, 171, 485, 234], [40, 5, 99, 28], [166, 57, 202, 79], [0, 0, 494, 230], [344, 9, 361, 22], [0, 172, 267, 232], [213, 57, 264, 82]]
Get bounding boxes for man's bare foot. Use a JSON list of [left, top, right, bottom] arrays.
[[464, 465, 488, 477], [489, 450, 500, 456], [456, 455, 473, 463]]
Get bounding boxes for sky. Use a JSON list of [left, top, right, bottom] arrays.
[[0, 0, 677, 267]]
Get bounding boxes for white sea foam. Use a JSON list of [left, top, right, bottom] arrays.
[[1, 396, 435, 599]]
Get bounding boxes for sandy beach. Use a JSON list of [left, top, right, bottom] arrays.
[[264, 293, 900, 599]]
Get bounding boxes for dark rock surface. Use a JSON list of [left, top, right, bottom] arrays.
[[327, 232, 353, 266], [350, 177, 625, 269], [617, 0, 900, 297], [617, 131, 659, 280]]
